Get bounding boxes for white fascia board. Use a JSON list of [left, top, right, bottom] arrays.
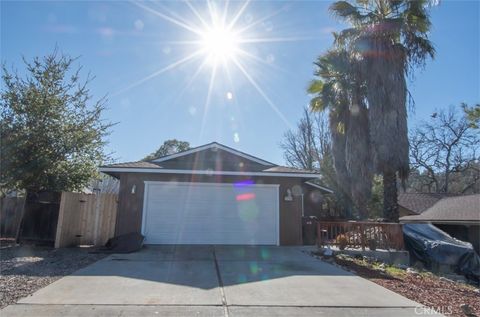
[[99, 167, 321, 178], [152, 143, 274, 166], [400, 219, 479, 225], [305, 181, 334, 193], [144, 181, 280, 188]]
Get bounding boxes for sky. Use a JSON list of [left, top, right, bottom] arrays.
[[1, 0, 479, 165]]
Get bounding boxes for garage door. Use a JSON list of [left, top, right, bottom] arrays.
[[142, 181, 279, 245]]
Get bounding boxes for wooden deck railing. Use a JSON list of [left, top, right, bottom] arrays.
[[317, 221, 405, 251]]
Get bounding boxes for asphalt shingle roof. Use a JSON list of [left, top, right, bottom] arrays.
[[262, 166, 320, 174], [400, 194, 480, 224], [398, 192, 450, 214], [100, 142, 321, 177], [101, 161, 319, 174], [101, 161, 161, 169]]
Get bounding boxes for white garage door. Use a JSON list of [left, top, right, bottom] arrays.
[[142, 181, 279, 245]]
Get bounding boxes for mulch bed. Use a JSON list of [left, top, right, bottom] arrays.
[[331, 255, 480, 317], [0, 244, 106, 309]]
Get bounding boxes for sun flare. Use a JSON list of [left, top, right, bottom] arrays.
[[121, 0, 299, 131], [200, 26, 239, 65]]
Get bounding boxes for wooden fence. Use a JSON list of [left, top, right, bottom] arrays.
[[55, 192, 118, 248], [19, 192, 61, 243], [0, 196, 26, 238], [317, 221, 405, 251]]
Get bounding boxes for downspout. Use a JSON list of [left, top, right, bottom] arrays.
[[301, 193, 304, 217]]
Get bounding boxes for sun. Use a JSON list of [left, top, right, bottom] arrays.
[[200, 25, 239, 65], [121, 1, 299, 131]]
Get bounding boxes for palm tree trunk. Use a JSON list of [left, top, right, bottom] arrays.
[[383, 169, 399, 222], [329, 108, 354, 218]]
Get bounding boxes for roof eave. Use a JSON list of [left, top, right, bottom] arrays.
[[304, 181, 334, 194], [98, 167, 321, 178], [400, 218, 480, 225]]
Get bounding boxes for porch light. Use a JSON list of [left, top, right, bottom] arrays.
[[284, 189, 293, 201], [131, 184, 136, 194]]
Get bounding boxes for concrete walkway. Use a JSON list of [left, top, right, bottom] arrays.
[[2, 246, 432, 316]]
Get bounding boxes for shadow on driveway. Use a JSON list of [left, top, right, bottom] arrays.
[[14, 245, 419, 308]]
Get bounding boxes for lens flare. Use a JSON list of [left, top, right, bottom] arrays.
[[236, 193, 255, 201]]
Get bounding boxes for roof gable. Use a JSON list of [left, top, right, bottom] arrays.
[[151, 142, 275, 170], [99, 142, 321, 178]]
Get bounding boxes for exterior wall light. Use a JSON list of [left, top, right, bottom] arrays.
[[284, 189, 293, 201], [131, 184, 136, 194]]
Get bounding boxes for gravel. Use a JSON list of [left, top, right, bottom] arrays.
[[0, 244, 106, 308]]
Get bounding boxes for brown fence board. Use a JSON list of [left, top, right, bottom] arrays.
[[317, 221, 405, 250]]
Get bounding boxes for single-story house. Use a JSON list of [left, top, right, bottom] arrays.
[[398, 192, 449, 218], [99, 142, 333, 246], [400, 194, 480, 254]]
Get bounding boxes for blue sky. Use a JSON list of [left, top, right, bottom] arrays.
[[2, 1, 479, 165]]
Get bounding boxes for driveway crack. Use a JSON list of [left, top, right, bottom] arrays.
[[212, 246, 229, 317]]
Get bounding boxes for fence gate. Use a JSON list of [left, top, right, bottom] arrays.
[[0, 196, 26, 238], [55, 192, 118, 248]]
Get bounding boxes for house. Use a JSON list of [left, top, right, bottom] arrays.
[[398, 192, 448, 217], [99, 142, 332, 246], [400, 194, 480, 254]]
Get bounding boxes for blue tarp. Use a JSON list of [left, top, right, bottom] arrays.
[[403, 223, 480, 283]]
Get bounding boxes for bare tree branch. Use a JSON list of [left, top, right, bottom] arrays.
[[408, 105, 480, 194]]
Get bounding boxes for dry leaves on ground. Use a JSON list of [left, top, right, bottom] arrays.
[[332, 255, 480, 317]]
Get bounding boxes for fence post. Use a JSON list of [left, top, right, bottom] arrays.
[[54, 192, 66, 248], [317, 221, 322, 247], [93, 193, 102, 246], [360, 223, 366, 251]]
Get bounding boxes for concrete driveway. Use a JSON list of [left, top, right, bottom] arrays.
[[2, 246, 426, 316]]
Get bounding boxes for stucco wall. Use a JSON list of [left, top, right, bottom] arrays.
[[115, 172, 305, 245]]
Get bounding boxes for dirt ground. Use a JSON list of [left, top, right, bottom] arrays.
[[0, 242, 106, 309], [322, 254, 480, 317]]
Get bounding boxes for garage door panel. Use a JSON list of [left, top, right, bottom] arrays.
[[142, 182, 278, 245]]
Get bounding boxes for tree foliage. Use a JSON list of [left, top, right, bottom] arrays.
[[462, 103, 480, 129], [1, 50, 113, 193], [322, 0, 435, 222], [143, 139, 190, 161], [409, 105, 479, 194], [307, 48, 373, 219]]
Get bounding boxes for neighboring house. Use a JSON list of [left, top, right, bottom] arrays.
[[398, 192, 449, 217], [400, 194, 480, 254], [99, 142, 332, 246]]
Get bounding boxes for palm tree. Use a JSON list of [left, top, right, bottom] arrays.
[[330, 0, 435, 221], [308, 48, 373, 219]]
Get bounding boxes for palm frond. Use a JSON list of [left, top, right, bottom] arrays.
[[307, 80, 324, 94], [330, 1, 361, 18], [404, 33, 435, 68], [402, 0, 432, 33], [335, 27, 363, 47], [309, 96, 326, 112]]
